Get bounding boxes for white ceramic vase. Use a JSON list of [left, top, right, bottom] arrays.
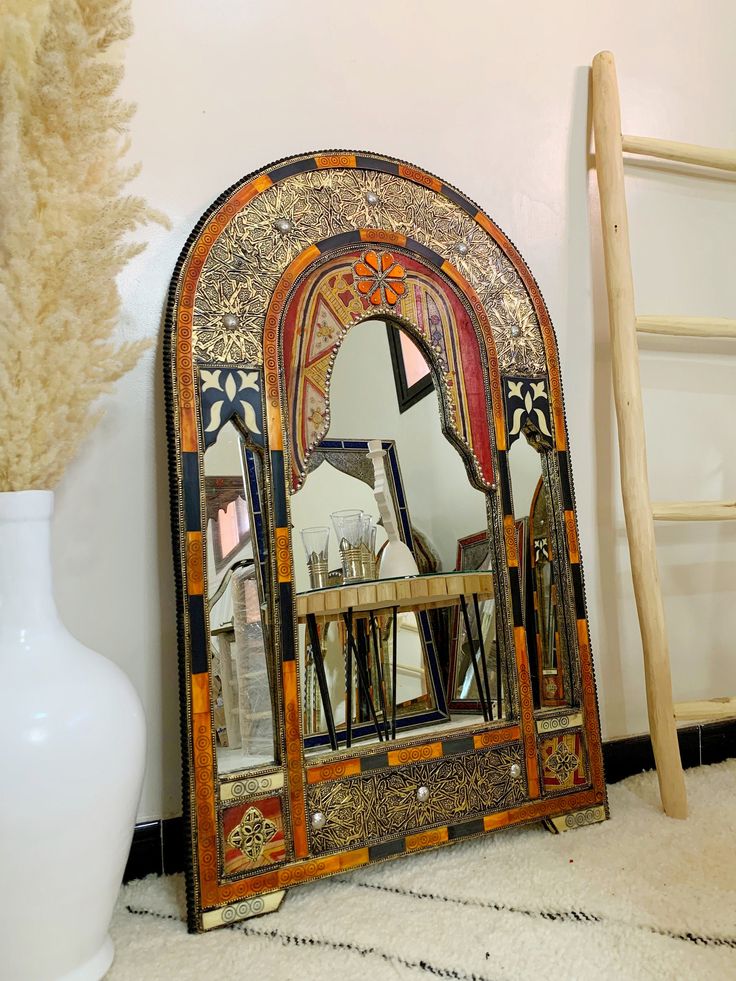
[[0, 491, 146, 981]]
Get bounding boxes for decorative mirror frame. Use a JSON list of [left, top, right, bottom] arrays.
[[165, 151, 607, 933]]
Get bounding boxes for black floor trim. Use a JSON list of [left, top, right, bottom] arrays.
[[124, 718, 735, 883]]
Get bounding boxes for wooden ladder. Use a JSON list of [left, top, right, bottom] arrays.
[[591, 51, 736, 819]]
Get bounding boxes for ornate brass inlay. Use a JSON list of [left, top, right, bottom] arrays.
[[307, 745, 526, 854], [226, 805, 278, 862], [545, 741, 580, 783], [191, 167, 546, 374]]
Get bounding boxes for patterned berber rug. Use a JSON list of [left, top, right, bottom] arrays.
[[109, 759, 736, 980]]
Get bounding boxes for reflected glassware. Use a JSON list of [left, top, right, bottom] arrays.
[[359, 513, 377, 580], [331, 509, 364, 582], [301, 526, 330, 589]]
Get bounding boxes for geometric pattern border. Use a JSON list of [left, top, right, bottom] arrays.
[[201, 889, 286, 930], [536, 712, 583, 734], [545, 805, 607, 834], [220, 771, 284, 804]]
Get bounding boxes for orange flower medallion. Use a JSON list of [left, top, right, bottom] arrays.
[[352, 250, 407, 306]]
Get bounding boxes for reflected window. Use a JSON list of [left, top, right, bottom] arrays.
[[207, 478, 251, 573], [386, 323, 433, 412]]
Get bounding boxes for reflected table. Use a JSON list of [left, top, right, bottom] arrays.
[[297, 572, 498, 750]]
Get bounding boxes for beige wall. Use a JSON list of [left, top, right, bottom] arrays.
[[51, 0, 736, 821]]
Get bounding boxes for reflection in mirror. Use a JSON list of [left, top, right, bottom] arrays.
[[289, 320, 507, 756], [290, 441, 443, 750], [204, 420, 276, 773], [507, 435, 571, 709], [529, 476, 567, 706], [447, 529, 512, 718]]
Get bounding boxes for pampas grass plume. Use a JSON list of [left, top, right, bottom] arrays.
[[0, 0, 168, 490]]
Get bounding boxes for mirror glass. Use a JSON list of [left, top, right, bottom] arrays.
[[529, 475, 569, 706], [448, 531, 502, 715], [507, 435, 572, 708], [290, 450, 440, 748], [204, 420, 277, 774], [288, 320, 508, 756]]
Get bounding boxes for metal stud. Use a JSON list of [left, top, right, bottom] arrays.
[[510, 763, 521, 779], [510, 324, 521, 337], [416, 785, 430, 803], [221, 313, 239, 329], [311, 811, 326, 830], [365, 190, 379, 205], [274, 218, 292, 234], [456, 242, 469, 256]]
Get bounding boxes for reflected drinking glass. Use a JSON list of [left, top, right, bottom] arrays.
[[360, 513, 377, 580], [331, 509, 364, 583], [301, 526, 330, 589]]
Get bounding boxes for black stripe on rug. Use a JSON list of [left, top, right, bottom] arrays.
[[125, 905, 500, 980], [345, 880, 736, 950]]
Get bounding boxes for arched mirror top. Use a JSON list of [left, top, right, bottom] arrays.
[[276, 245, 498, 491], [168, 151, 568, 462]]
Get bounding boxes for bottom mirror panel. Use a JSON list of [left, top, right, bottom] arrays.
[[297, 572, 510, 756], [301, 609, 439, 744]]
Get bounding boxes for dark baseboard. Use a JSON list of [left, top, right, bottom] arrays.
[[124, 815, 186, 883], [123, 717, 735, 883], [602, 718, 735, 783]]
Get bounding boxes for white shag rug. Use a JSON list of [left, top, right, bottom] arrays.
[[109, 761, 736, 981]]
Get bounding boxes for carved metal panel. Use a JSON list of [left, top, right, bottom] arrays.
[[307, 744, 527, 854]]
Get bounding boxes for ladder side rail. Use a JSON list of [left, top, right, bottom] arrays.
[[592, 50, 688, 819]]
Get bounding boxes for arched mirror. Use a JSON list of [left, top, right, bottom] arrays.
[[165, 151, 607, 932]]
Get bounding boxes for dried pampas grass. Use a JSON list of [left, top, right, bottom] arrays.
[[0, 0, 167, 491]]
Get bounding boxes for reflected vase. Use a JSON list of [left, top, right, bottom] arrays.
[[0, 491, 146, 981]]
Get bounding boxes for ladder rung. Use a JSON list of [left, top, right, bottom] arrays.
[[652, 501, 736, 521], [636, 316, 736, 339], [674, 697, 736, 722], [622, 134, 736, 172]]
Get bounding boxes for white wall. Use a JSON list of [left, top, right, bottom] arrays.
[[51, 0, 736, 821], [327, 322, 490, 568]]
